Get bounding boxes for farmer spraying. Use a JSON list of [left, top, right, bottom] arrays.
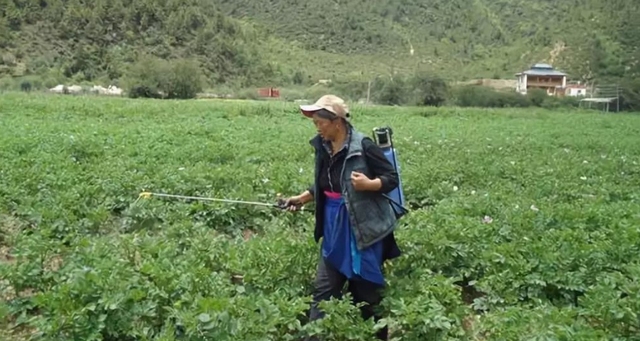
[[282, 95, 402, 340]]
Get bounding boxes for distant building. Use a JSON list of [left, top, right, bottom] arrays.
[[257, 87, 280, 98], [566, 84, 588, 97], [516, 63, 567, 96]]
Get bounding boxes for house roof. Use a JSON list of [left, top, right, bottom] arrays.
[[580, 97, 617, 103], [516, 63, 567, 76]]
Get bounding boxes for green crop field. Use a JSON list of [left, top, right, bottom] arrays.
[[1, 93, 639, 340]]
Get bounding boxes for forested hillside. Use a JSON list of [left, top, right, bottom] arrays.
[[215, 0, 640, 81], [0, 0, 285, 88], [0, 0, 639, 90]]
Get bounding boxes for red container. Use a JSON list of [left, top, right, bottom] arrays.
[[257, 87, 280, 98]]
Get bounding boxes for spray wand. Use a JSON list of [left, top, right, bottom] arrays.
[[135, 191, 312, 212]]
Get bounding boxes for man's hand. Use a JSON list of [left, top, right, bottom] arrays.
[[281, 196, 302, 211], [351, 171, 382, 191], [277, 191, 313, 211]]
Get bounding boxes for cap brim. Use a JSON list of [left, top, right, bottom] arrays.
[[300, 104, 323, 117]]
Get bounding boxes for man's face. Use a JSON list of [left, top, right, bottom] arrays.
[[312, 114, 339, 140]]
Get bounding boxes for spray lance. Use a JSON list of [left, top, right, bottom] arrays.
[[135, 191, 313, 213], [372, 126, 409, 218]]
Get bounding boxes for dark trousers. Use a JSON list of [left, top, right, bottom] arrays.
[[308, 256, 388, 340]]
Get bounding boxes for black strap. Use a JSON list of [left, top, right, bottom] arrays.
[[382, 193, 410, 217]]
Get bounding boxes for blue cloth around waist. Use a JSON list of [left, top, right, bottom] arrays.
[[322, 194, 386, 286]]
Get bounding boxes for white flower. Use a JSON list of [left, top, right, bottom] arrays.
[[453, 186, 459, 192], [299, 167, 304, 174], [530, 205, 539, 212], [178, 167, 185, 171], [564, 148, 570, 153], [580, 176, 587, 181], [262, 178, 270, 184], [471, 190, 476, 195], [583, 160, 589, 164], [510, 161, 516, 165], [482, 216, 493, 224]]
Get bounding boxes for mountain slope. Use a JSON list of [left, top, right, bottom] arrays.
[[215, 0, 640, 81], [0, 0, 638, 89], [0, 0, 283, 87]]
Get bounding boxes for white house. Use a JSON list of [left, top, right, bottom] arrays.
[[516, 63, 567, 96], [566, 84, 588, 97]]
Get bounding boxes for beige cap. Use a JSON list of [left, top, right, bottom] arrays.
[[300, 95, 350, 121]]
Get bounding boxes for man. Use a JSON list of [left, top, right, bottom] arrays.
[[282, 95, 402, 340]]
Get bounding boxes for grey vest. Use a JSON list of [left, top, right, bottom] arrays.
[[317, 130, 398, 250]]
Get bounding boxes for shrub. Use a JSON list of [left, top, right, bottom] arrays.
[[314, 74, 448, 107], [374, 76, 406, 106], [527, 88, 548, 107], [409, 74, 449, 107], [126, 57, 203, 99], [165, 59, 203, 99], [542, 95, 581, 110], [20, 81, 31, 92], [497, 91, 531, 108], [17, 75, 44, 91], [125, 57, 167, 98], [453, 85, 531, 108], [292, 70, 306, 85], [620, 79, 640, 111], [128, 85, 162, 99]]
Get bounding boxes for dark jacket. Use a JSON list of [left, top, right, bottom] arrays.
[[308, 128, 401, 254]]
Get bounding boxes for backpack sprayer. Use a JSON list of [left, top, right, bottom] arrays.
[[372, 126, 409, 219]]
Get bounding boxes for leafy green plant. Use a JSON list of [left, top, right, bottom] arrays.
[[0, 93, 639, 340]]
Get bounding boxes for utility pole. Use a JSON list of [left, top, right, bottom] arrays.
[[616, 84, 620, 113]]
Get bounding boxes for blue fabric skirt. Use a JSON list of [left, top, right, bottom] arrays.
[[322, 193, 386, 286]]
